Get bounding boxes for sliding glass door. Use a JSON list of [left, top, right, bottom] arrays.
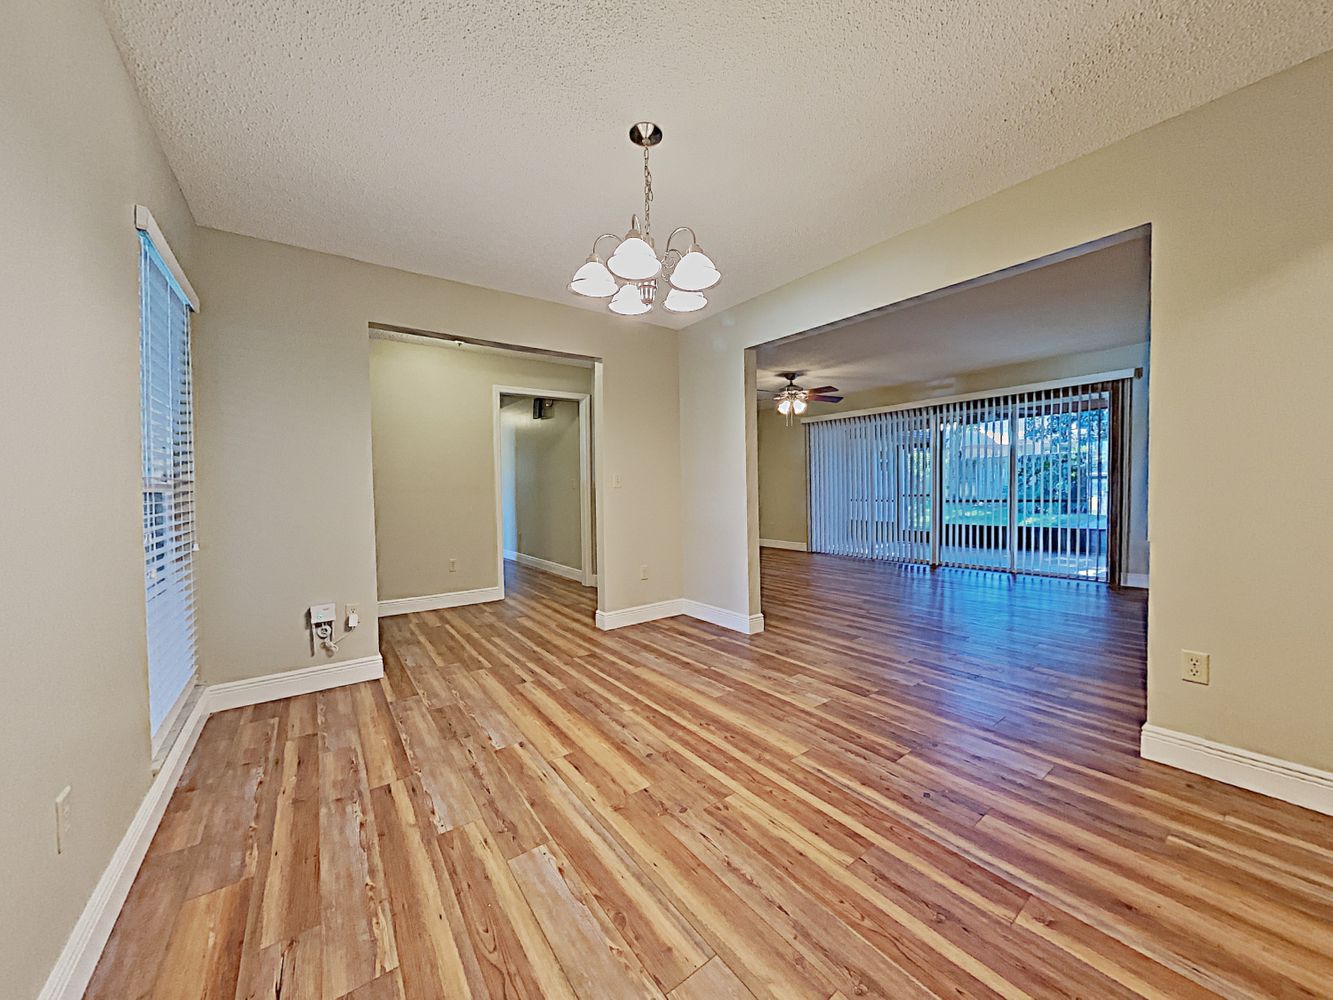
[[808, 380, 1125, 582], [938, 396, 1012, 570], [1012, 387, 1113, 578], [808, 406, 933, 562]]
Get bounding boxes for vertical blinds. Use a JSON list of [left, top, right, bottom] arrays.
[[140, 232, 198, 735], [808, 381, 1124, 582], [808, 405, 933, 563]]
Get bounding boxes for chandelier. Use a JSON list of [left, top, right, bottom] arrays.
[[568, 122, 721, 316]]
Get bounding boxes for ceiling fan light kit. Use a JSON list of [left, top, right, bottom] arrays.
[[773, 372, 843, 425], [568, 122, 721, 316]]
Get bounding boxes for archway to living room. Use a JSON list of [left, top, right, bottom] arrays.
[[367, 324, 602, 633], [747, 226, 1152, 730]]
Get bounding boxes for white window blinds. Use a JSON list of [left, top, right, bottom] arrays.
[[140, 230, 198, 735]]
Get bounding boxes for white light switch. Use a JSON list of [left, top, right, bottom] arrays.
[[55, 786, 71, 854]]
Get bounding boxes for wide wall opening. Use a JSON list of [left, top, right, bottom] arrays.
[[747, 227, 1151, 712], [368, 325, 599, 620], [754, 226, 1151, 589]]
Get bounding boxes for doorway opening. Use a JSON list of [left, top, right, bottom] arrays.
[[494, 387, 595, 588]]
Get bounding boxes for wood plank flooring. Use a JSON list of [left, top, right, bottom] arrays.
[[88, 550, 1333, 999]]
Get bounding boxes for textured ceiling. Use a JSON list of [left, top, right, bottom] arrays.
[[102, 1, 1332, 328], [756, 234, 1150, 397]]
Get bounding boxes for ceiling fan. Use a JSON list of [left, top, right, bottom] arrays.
[[770, 372, 843, 425]]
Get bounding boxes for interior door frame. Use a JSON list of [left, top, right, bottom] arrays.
[[492, 385, 595, 591]]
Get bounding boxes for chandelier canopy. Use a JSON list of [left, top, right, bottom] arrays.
[[569, 122, 720, 316]]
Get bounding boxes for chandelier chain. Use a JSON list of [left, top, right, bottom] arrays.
[[567, 122, 718, 315], [642, 146, 653, 243]]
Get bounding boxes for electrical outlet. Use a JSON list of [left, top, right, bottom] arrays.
[[346, 604, 360, 629], [1181, 649, 1210, 685], [55, 786, 71, 854], [640, 563, 649, 580], [449, 558, 457, 573], [612, 473, 623, 489]]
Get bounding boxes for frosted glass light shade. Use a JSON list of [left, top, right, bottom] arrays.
[[669, 248, 720, 291], [608, 284, 652, 316], [793, 397, 808, 415], [607, 236, 662, 281], [568, 258, 617, 297], [777, 398, 792, 416], [662, 288, 707, 313]]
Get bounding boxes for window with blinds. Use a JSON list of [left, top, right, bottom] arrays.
[[140, 231, 198, 737], [808, 379, 1128, 582]]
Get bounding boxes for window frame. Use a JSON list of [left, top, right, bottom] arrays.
[[135, 206, 201, 759]]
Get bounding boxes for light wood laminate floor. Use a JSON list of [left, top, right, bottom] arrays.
[[88, 550, 1333, 999]]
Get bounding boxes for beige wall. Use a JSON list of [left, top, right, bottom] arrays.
[[370, 337, 590, 600], [193, 228, 681, 682], [504, 397, 586, 571], [758, 342, 1152, 579], [1, 1, 200, 995], [683, 51, 1333, 772]]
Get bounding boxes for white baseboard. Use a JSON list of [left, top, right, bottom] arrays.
[[595, 599, 684, 631], [681, 600, 765, 635], [39, 654, 384, 1000], [512, 551, 582, 582], [1121, 572, 1150, 588], [759, 538, 808, 551], [595, 598, 764, 635], [377, 586, 504, 617], [503, 548, 518, 560], [1140, 724, 1333, 816], [207, 654, 384, 713], [38, 690, 211, 1000]]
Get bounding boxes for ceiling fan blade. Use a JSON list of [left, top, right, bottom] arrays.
[[804, 385, 838, 395], [807, 394, 844, 403]]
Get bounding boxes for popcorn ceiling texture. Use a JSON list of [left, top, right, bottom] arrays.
[[100, 0, 1333, 327]]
